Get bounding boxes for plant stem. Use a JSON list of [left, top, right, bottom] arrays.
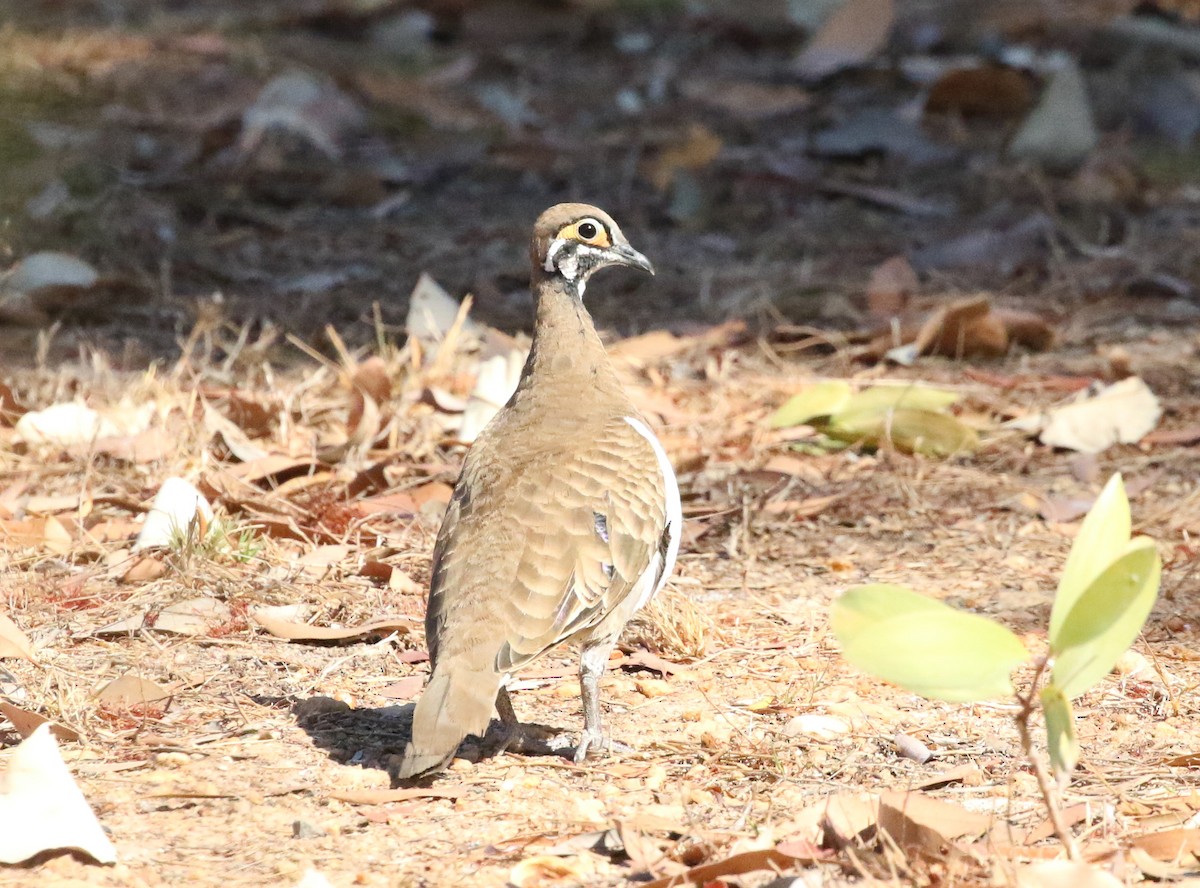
[[1014, 658, 1080, 862]]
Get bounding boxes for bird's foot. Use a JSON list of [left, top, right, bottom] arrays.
[[572, 729, 636, 764]]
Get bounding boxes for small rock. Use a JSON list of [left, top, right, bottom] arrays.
[[634, 678, 672, 698], [292, 820, 325, 840]]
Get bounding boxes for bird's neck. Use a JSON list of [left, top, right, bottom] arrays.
[[513, 275, 625, 406]]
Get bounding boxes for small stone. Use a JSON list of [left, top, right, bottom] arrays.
[[292, 819, 325, 839], [448, 757, 474, 772], [635, 678, 671, 698]]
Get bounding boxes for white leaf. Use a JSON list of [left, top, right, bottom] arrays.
[[133, 478, 214, 551], [1038, 377, 1160, 453], [0, 724, 117, 865], [1009, 56, 1098, 169]]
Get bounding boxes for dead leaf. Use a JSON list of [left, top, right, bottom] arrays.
[[1131, 827, 1200, 861], [1009, 59, 1098, 170], [508, 853, 596, 888], [914, 295, 1009, 359], [1016, 861, 1125, 887], [925, 65, 1035, 118], [0, 613, 34, 660], [0, 701, 81, 742], [640, 844, 827, 888], [0, 382, 28, 425], [878, 791, 992, 854], [679, 79, 810, 119], [793, 0, 895, 81], [119, 554, 168, 584], [94, 427, 174, 463], [96, 674, 172, 708], [644, 124, 722, 191], [251, 607, 413, 642], [239, 69, 365, 160], [1143, 425, 1200, 447], [1035, 377, 1161, 453], [378, 676, 424, 700], [866, 255, 918, 318], [134, 477, 214, 551], [0, 724, 116, 865], [460, 348, 525, 443], [328, 786, 461, 805]]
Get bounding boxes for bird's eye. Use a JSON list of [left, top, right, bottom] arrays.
[[577, 221, 598, 239]]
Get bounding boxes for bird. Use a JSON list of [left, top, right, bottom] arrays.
[[397, 203, 681, 779]]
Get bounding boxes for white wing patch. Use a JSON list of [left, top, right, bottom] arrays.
[[624, 416, 682, 607]]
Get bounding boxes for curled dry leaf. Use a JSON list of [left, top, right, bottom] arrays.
[[0, 724, 117, 865]]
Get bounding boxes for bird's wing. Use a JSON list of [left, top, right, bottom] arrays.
[[423, 414, 670, 675], [495, 415, 669, 671]]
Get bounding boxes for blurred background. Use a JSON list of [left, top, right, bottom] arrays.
[[1, 0, 1198, 362]]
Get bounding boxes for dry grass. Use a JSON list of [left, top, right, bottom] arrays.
[[0, 314, 1197, 887]]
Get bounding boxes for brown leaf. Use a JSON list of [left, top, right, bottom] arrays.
[[95, 427, 175, 463], [0, 701, 80, 742], [120, 554, 168, 584], [1131, 827, 1200, 861], [378, 676, 424, 700], [793, 0, 894, 80], [329, 787, 461, 805], [0, 382, 27, 425], [925, 65, 1035, 118], [1016, 861, 1125, 887], [96, 674, 172, 707], [914, 295, 1009, 359], [352, 356, 391, 404], [680, 79, 810, 120], [251, 607, 413, 642], [1143, 426, 1200, 447], [877, 791, 992, 855], [0, 613, 34, 660], [866, 255, 918, 318], [640, 844, 828, 888]]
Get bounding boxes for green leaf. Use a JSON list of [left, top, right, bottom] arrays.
[[769, 381, 852, 428], [1049, 474, 1130, 642], [829, 407, 978, 456], [832, 585, 1029, 702], [1050, 537, 1161, 699], [839, 384, 962, 416], [1040, 684, 1079, 778]]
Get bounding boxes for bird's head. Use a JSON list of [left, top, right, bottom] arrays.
[[531, 203, 654, 293]]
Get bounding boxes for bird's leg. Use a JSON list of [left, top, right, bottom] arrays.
[[574, 637, 635, 763]]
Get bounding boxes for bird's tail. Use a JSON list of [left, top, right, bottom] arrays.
[[396, 665, 501, 780]]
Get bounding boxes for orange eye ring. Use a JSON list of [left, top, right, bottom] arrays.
[[556, 218, 611, 248]]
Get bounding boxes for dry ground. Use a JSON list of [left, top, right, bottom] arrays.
[[1, 313, 1198, 887]]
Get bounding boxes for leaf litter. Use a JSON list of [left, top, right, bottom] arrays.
[[2, 1, 1200, 885]]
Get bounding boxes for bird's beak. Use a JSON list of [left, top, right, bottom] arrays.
[[610, 243, 655, 275]]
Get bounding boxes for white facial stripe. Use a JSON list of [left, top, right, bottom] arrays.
[[624, 415, 682, 602], [544, 237, 566, 273], [558, 252, 578, 281]]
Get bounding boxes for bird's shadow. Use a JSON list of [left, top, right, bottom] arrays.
[[256, 694, 575, 786]]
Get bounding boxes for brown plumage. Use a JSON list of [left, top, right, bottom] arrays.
[[397, 204, 681, 779]]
